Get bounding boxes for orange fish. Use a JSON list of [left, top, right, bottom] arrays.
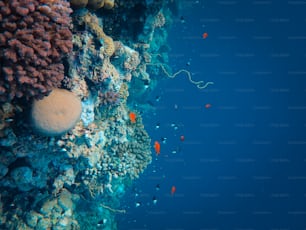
[[154, 141, 160, 155], [205, 103, 211, 109], [202, 32, 208, 39], [129, 112, 136, 123], [171, 185, 176, 196], [180, 135, 185, 142]]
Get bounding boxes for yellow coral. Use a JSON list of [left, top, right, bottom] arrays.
[[87, 0, 104, 9], [101, 35, 115, 56], [118, 83, 129, 101], [83, 13, 115, 57], [69, 0, 114, 10], [70, 0, 88, 8], [104, 0, 114, 9]]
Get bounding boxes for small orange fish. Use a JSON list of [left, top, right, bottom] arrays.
[[171, 185, 176, 196], [205, 103, 211, 109], [129, 112, 136, 123], [154, 141, 160, 155], [180, 135, 185, 142], [202, 32, 208, 39]]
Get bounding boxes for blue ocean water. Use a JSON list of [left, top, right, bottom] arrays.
[[118, 1, 306, 229]]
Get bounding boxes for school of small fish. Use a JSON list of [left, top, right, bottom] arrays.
[[132, 24, 212, 211]]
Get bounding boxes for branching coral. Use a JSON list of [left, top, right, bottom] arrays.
[[0, 0, 73, 102]]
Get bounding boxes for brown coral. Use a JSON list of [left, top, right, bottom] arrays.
[[87, 0, 104, 9], [104, 0, 114, 9], [0, 0, 73, 102], [82, 12, 115, 57], [70, 0, 88, 8], [70, 0, 115, 10]]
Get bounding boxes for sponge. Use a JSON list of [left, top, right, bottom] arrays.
[[31, 89, 82, 136]]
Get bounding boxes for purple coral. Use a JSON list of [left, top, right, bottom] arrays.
[[0, 0, 73, 102], [99, 91, 120, 106]]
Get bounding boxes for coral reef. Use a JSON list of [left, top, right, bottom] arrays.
[[0, 0, 174, 229], [31, 89, 82, 136], [0, 0, 73, 102]]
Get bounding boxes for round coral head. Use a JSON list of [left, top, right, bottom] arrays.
[[70, 0, 89, 8], [87, 0, 104, 9], [31, 89, 82, 136], [104, 0, 114, 9]]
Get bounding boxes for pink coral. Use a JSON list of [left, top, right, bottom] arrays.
[[0, 0, 73, 102]]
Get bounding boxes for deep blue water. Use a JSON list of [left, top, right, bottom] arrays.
[[118, 1, 306, 229]]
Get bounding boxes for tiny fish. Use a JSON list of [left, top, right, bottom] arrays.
[[202, 32, 208, 39], [154, 141, 161, 155], [152, 196, 158, 205], [205, 103, 211, 109], [135, 202, 141, 207], [171, 185, 176, 196]]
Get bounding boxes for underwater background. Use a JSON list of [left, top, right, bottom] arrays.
[[0, 0, 306, 230], [118, 1, 306, 230]]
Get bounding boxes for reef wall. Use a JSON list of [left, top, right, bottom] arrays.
[[0, 0, 176, 229]]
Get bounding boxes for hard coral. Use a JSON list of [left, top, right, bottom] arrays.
[[104, 0, 114, 9], [70, 0, 115, 10], [98, 90, 120, 106], [31, 88, 82, 136], [0, 0, 73, 102], [70, 0, 88, 8], [82, 12, 115, 57], [87, 0, 104, 9]]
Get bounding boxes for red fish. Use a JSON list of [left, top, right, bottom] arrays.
[[154, 141, 160, 155], [129, 112, 136, 123], [202, 32, 208, 39], [180, 135, 185, 142], [205, 103, 211, 109], [171, 185, 176, 196]]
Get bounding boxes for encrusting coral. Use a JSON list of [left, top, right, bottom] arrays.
[[0, 0, 73, 102], [82, 12, 115, 57]]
